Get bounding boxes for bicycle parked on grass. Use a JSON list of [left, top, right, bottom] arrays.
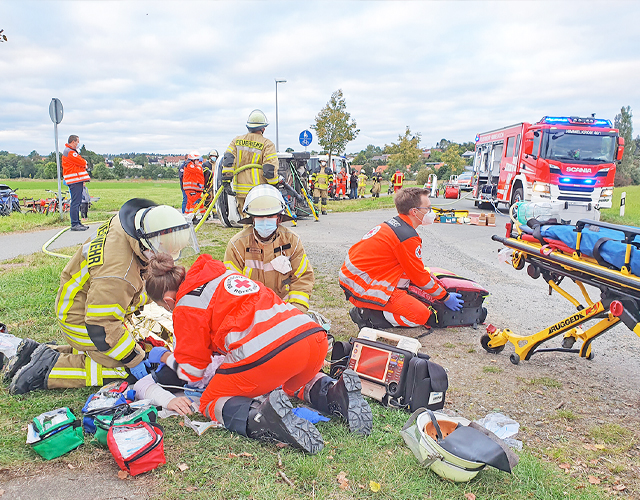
[[43, 190, 71, 215], [0, 184, 21, 216]]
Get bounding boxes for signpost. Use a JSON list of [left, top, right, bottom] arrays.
[[299, 130, 312, 151], [49, 98, 64, 217]]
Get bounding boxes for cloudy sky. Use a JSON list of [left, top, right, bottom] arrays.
[[1, 1, 640, 157]]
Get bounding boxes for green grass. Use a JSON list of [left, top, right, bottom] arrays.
[[527, 377, 562, 389], [599, 185, 640, 226], [482, 366, 504, 374]]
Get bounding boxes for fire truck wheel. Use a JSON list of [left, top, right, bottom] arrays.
[[510, 187, 524, 207]]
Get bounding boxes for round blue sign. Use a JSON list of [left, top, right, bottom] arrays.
[[299, 130, 313, 147]]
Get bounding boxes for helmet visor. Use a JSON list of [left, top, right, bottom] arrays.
[[143, 217, 200, 261]]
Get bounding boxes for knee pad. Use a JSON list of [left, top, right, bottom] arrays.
[[321, 197, 327, 205], [313, 197, 319, 204]]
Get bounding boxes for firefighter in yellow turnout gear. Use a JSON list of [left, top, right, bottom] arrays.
[[224, 185, 314, 312], [7, 199, 198, 395], [311, 161, 333, 215], [221, 109, 279, 216], [357, 172, 368, 198]]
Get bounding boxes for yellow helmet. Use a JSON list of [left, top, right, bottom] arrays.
[[247, 109, 269, 130]]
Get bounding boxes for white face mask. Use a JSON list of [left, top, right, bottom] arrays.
[[416, 208, 436, 226]]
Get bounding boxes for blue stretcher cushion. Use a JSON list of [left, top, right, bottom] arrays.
[[540, 224, 640, 277]]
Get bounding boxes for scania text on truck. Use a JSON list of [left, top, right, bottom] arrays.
[[472, 116, 624, 222]]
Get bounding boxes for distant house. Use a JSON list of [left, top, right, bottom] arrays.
[[375, 165, 390, 174], [371, 155, 390, 162], [164, 156, 184, 167], [351, 165, 363, 173], [462, 151, 475, 159], [120, 159, 136, 168]]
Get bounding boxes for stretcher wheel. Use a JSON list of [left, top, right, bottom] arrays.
[[480, 334, 505, 354], [510, 353, 521, 365], [587, 351, 594, 361]]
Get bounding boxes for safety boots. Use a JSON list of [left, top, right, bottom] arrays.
[[308, 369, 373, 436], [246, 389, 324, 454], [349, 307, 393, 330], [9, 344, 60, 395], [2, 338, 40, 383]]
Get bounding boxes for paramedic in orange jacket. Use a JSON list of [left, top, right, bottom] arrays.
[[182, 151, 206, 217], [62, 135, 91, 231], [144, 252, 372, 454], [339, 187, 464, 329]]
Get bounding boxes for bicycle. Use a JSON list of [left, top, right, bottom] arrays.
[[44, 190, 71, 215], [0, 185, 21, 216]]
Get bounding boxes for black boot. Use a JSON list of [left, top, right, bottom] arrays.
[[244, 389, 324, 454], [308, 370, 372, 435], [9, 345, 60, 395], [2, 338, 40, 383], [349, 307, 367, 330], [349, 307, 394, 330]]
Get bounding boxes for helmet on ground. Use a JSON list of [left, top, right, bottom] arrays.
[[187, 151, 200, 160], [119, 198, 199, 260], [246, 109, 269, 130], [209, 149, 219, 159]]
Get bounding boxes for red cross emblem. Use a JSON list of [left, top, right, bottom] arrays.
[[234, 278, 252, 288]]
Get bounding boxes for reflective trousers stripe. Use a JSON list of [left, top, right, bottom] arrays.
[[49, 358, 127, 386]]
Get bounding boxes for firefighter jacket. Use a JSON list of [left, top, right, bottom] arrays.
[[183, 160, 204, 192], [223, 225, 314, 312], [392, 170, 404, 187], [358, 173, 368, 187], [311, 167, 332, 191], [372, 176, 382, 194], [171, 254, 324, 382], [339, 214, 448, 306], [62, 144, 90, 185], [222, 132, 278, 196], [54, 216, 148, 368]]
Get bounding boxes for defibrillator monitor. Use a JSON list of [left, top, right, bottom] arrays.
[[351, 343, 392, 384]]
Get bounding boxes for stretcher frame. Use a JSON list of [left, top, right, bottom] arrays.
[[482, 215, 640, 364]]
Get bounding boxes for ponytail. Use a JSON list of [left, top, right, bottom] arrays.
[[145, 252, 186, 302]]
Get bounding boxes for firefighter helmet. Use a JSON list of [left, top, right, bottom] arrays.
[[187, 151, 200, 160], [243, 185, 285, 217], [209, 149, 219, 159], [247, 109, 269, 130]]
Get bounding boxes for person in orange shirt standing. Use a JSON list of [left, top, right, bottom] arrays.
[[62, 135, 91, 231], [182, 151, 206, 219], [339, 187, 464, 329], [391, 169, 404, 193]]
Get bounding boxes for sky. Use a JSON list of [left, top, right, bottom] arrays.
[[1, 1, 640, 157]]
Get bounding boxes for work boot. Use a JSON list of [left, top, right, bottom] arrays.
[[2, 338, 40, 383], [9, 345, 60, 395], [322, 210, 327, 216], [349, 307, 367, 330], [70, 224, 89, 231], [308, 370, 373, 436], [247, 389, 324, 454]]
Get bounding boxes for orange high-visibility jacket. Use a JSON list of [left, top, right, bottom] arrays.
[[182, 160, 204, 192], [171, 254, 324, 383], [392, 170, 404, 187], [339, 214, 448, 306], [62, 144, 90, 185]]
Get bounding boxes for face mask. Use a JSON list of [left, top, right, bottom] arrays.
[[418, 209, 436, 226], [254, 218, 278, 238]]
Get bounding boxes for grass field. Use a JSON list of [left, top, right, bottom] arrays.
[[600, 185, 640, 226]]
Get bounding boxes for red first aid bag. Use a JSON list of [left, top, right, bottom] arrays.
[[107, 421, 165, 476]]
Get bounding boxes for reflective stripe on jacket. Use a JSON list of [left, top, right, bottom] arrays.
[[311, 168, 332, 190], [223, 226, 313, 311], [358, 173, 368, 187], [172, 255, 323, 381], [222, 132, 278, 196], [54, 216, 147, 368], [183, 160, 204, 192], [339, 214, 447, 306], [392, 171, 404, 186], [62, 145, 90, 184]]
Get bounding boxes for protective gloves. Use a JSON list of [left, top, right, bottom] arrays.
[[146, 346, 169, 366], [129, 361, 149, 380], [443, 292, 464, 312], [222, 180, 236, 196]]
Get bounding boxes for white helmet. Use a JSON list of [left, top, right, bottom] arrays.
[[209, 149, 219, 159], [187, 151, 200, 160], [119, 199, 199, 260], [246, 109, 269, 130], [243, 184, 285, 217]]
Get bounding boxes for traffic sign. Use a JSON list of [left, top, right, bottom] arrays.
[[49, 98, 63, 124], [299, 130, 312, 147]]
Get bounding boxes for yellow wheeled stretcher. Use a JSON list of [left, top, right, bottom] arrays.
[[481, 212, 640, 365]]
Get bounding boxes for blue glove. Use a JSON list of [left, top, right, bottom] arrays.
[[443, 292, 464, 312], [292, 407, 331, 424], [146, 346, 169, 365], [129, 361, 149, 380]]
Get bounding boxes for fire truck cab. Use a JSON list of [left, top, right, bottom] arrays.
[[473, 116, 624, 222]]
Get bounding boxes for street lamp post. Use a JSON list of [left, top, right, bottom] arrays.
[[275, 79, 286, 152]]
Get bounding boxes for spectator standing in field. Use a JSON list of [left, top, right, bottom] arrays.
[[61, 135, 90, 231], [178, 154, 188, 213], [349, 171, 358, 199]]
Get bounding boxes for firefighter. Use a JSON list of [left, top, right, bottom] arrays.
[[221, 109, 279, 216], [143, 251, 373, 453], [201, 149, 218, 211], [183, 151, 206, 218], [335, 167, 347, 200], [371, 172, 382, 198], [339, 187, 464, 329], [392, 169, 405, 193], [7, 199, 199, 395], [311, 160, 333, 215], [357, 171, 368, 198], [224, 185, 314, 312]]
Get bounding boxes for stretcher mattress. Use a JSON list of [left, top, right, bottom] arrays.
[[538, 224, 640, 277]]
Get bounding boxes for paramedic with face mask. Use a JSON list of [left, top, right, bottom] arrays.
[[339, 187, 464, 329], [224, 185, 314, 313]]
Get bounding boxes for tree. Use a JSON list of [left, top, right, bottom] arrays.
[[43, 162, 58, 179], [385, 126, 422, 170], [441, 144, 465, 176], [614, 106, 635, 185], [92, 163, 113, 180], [133, 154, 149, 167], [312, 89, 359, 169], [113, 159, 126, 180], [285, 147, 294, 153]]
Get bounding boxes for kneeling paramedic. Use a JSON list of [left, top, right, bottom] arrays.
[[6, 199, 199, 395], [339, 187, 464, 329], [224, 184, 314, 313], [143, 251, 373, 454]]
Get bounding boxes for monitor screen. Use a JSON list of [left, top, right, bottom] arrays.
[[354, 343, 391, 383]]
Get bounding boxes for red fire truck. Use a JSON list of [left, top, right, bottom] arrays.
[[472, 116, 624, 222]]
